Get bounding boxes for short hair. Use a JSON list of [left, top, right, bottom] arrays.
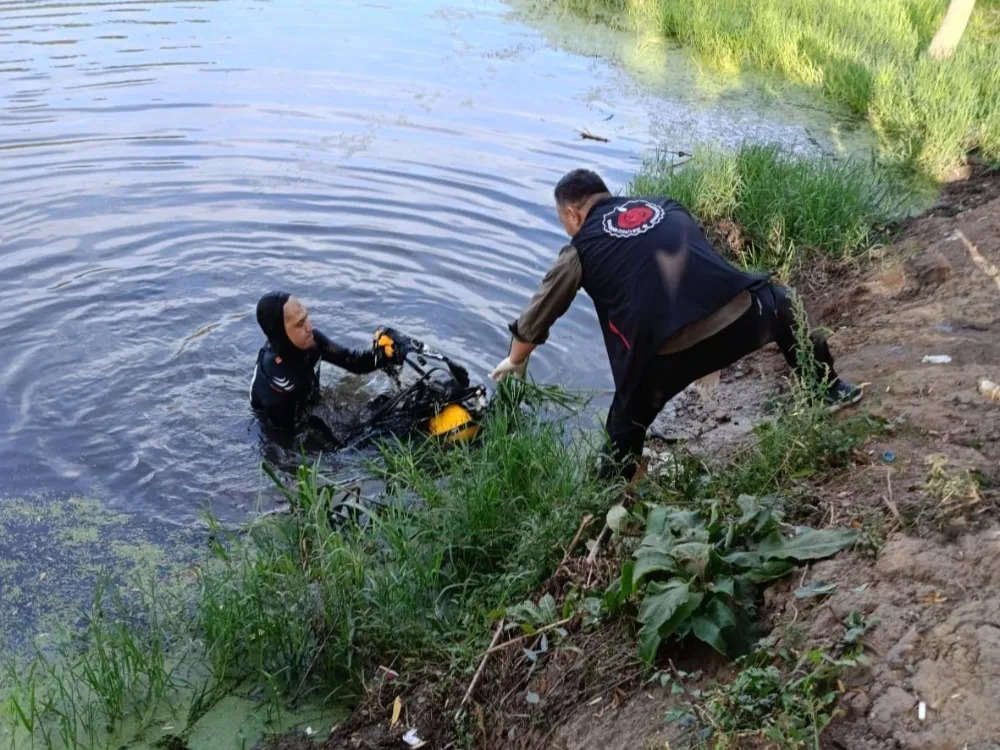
[[554, 169, 610, 206]]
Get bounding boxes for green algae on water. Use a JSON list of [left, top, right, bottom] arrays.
[[0, 494, 200, 651], [0, 665, 347, 750]]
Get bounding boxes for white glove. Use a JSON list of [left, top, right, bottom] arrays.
[[490, 356, 527, 382]]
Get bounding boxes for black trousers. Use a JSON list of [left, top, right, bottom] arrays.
[[605, 282, 838, 479]]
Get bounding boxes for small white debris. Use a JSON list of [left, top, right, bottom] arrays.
[[304, 727, 314, 737], [606, 504, 629, 534], [922, 355, 951, 364], [402, 729, 427, 748], [918, 701, 927, 721], [979, 379, 1000, 404]]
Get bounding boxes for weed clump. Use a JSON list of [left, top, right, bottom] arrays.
[[631, 143, 904, 275], [560, 0, 1000, 180], [675, 631, 872, 749], [594, 492, 860, 665], [197, 382, 612, 701]]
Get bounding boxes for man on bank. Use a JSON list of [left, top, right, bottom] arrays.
[[490, 169, 862, 480]]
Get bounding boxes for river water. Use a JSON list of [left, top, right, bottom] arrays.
[[0, 0, 871, 526]]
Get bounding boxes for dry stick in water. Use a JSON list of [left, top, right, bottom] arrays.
[[458, 619, 505, 715]]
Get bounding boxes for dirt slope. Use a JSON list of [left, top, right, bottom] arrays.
[[582, 169, 1000, 750], [295, 172, 1000, 750], [783, 170, 1000, 750]]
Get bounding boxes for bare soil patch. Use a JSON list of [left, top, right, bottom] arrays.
[[593, 168, 1000, 749]]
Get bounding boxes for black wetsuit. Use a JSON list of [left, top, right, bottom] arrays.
[[570, 198, 841, 479], [250, 292, 480, 451], [250, 329, 380, 432]]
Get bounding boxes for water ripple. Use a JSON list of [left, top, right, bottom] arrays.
[[0, 0, 864, 525]]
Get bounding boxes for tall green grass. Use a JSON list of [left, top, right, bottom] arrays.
[[197, 382, 612, 702], [631, 143, 904, 274], [2, 383, 612, 748], [2, 577, 193, 750], [560, 0, 1000, 179]]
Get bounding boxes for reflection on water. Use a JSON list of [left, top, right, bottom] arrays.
[[0, 0, 872, 526]]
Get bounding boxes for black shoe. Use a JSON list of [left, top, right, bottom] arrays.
[[825, 380, 863, 413]]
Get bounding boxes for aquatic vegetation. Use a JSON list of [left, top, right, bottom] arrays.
[[1, 382, 613, 748], [195, 380, 613, 701], [631, 143, 909, 275], [560, 0, 1000, 180]]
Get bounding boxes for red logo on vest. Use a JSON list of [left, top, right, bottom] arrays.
[[602, 199, 665, 238]]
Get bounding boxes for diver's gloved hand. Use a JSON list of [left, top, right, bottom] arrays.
[[372, 326, 412, 368], [489, 356, 527, 382]]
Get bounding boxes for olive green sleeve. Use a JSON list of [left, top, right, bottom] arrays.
[[507, 245, 583, 345]]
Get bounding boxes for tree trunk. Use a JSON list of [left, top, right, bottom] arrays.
[[927, 0, 977, 60]]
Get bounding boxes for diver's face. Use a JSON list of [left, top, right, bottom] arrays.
[[283, 296, 314, 350]]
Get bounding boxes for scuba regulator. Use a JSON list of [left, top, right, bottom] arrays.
[[370, 326, 485, 444]]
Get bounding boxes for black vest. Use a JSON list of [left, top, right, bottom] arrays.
[[572, 196, 767, 410]]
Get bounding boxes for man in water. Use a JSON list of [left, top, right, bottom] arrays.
[[250, 291, 402, 433], [490, 169, 862, 480]]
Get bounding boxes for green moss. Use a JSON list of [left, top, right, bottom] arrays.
[[58, 527, 101, 545], [0, 495, 198, 650]]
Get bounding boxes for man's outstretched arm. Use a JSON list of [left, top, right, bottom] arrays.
[[491, 244, 583, 380]]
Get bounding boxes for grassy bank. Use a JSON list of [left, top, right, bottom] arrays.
[[560, 0, 1000, 179], [1, 383, 614, 749], [1, 363, 886, 749], [0, 144, 906, 748], [632, 142, 907, 275]]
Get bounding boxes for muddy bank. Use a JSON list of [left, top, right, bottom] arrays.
[[561, 165, 1000, 750]]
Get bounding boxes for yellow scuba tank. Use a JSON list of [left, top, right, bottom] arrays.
[[427, 403, 479, 443], [371, 325, 482, 444]]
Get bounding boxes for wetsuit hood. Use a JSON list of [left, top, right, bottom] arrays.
[[256, 291, 299, 360]]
